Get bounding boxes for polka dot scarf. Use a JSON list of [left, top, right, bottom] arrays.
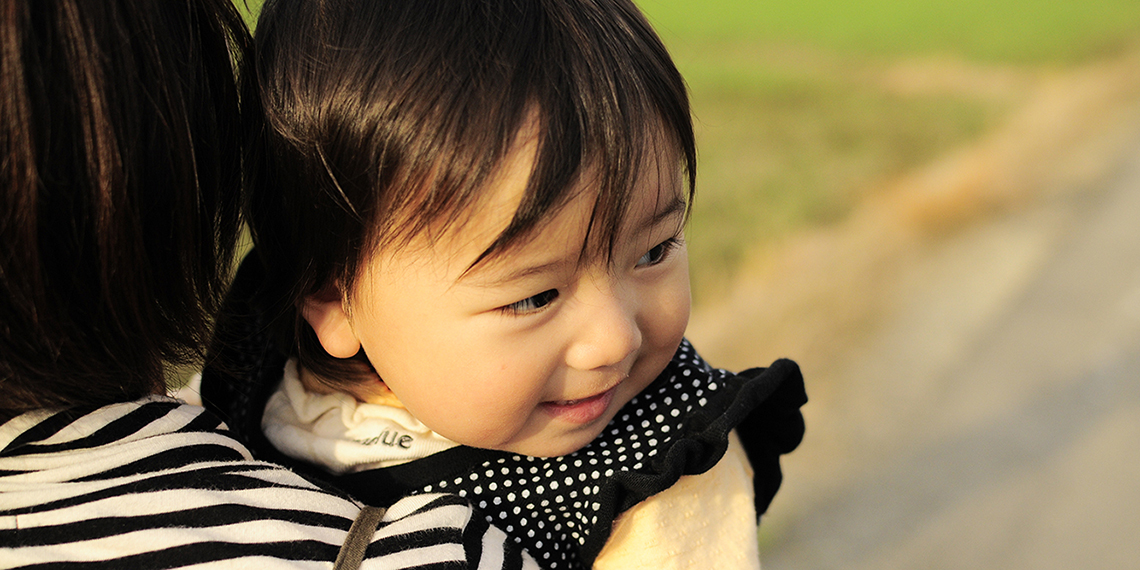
[[407, 340, 804, 569]]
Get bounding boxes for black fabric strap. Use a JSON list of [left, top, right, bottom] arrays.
[[334, 506, 387, 570]]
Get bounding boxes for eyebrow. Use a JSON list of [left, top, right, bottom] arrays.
[[459, 192, 688, 289], [646, 194, 688, 230], [461, 258, 570, 289]]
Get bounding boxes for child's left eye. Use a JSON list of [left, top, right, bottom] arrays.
[[501, 289, 559, 315], [636, 237, 679, 268]]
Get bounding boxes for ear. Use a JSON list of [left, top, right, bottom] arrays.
[[301, 291, 362, 359]]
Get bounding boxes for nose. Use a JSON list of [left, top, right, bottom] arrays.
[[565, 277, 642, 372]]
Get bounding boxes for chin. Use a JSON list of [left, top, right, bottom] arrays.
[[510, 430, 604, 458]]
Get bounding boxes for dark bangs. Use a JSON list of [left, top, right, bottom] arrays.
[[250, 0, 693, 294], [474, 0, 697, 268]]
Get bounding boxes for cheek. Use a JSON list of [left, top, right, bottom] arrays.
[[647, 261, 692, 346], [374, 335, 555, 447]]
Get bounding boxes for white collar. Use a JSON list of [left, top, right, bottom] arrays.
[[261, 359, 457, 473]]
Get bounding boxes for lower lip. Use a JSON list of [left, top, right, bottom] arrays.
[[541, 386, 618, 425]]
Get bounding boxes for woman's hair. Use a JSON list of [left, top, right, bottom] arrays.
[[246, 0, 696, 387], [0, 0, 251, 419]]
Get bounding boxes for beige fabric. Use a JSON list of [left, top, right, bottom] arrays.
[[262, 359, 458, 473], [593, 430, 761, 570]]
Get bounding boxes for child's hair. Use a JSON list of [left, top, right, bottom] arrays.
[[0, 0, 250, 419], [245, 0, 696, 389]]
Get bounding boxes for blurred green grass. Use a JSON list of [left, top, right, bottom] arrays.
[[678, 57, 1002, 300], [642, 0, 1140, 63], [637, 0, 1140, 303]]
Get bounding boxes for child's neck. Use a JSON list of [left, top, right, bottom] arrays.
[[298, 364, 406, 409]]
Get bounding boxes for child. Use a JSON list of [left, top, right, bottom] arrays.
[[202, 0, 806, 568]]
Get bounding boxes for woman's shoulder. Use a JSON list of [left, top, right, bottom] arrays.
[[0, 398, 537, 569]]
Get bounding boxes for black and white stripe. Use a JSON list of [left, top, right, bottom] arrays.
[[0, 397, 536, 569]]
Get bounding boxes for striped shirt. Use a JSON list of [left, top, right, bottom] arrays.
[[0, 396, 537, 569]]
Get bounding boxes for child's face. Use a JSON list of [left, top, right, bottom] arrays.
[[306, 132, 690, 457]]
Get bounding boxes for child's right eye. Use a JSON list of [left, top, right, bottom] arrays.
[[501, 289, 559, 315]]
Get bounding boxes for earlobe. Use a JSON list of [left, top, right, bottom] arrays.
[[301, 293, 362, 359]]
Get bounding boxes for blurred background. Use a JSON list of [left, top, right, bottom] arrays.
[[636, 1, 1140, 568], [236, 1, 1140, 567]]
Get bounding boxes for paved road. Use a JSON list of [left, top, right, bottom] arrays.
[[760, 132, 1140, 570]]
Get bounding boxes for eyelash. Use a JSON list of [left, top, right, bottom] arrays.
[[636, 236, 680, 268], [501, 288, 560, 315], [499, 237, 680, 316]]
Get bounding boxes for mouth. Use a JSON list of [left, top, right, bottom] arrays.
[[541, 384, 620, 425]]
